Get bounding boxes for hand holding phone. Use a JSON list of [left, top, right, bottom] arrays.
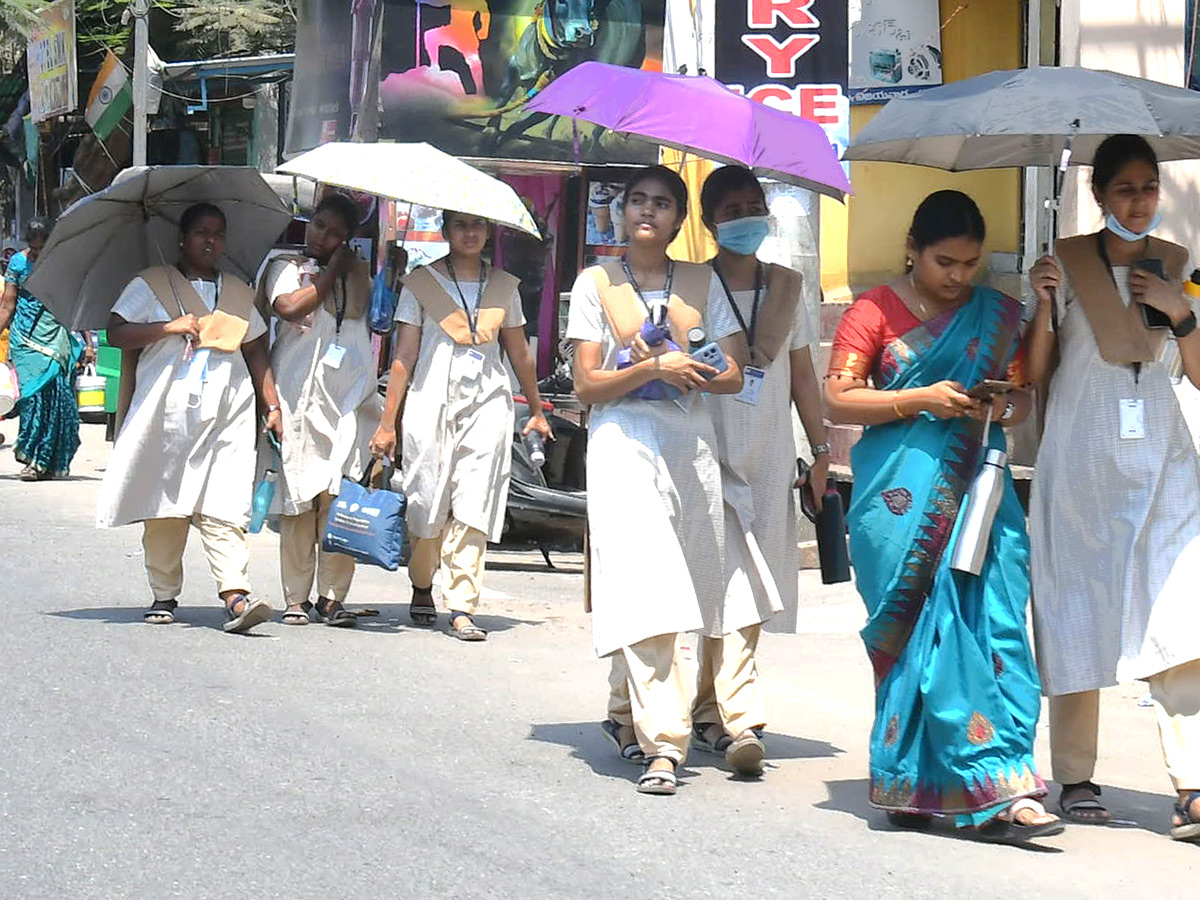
[[965, 379, 1016, 401], [1132, 258, 1174, 329]]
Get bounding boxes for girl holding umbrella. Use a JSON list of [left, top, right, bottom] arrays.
[[97, 202, 282, 635], [1027, 134, 1200, 840]]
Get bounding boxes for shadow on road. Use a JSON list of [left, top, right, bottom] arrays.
[[529, 722, 842, 787], [49, 603, 546, 637]]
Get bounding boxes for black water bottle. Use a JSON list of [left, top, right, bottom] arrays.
[[798, 459, 852, 585]]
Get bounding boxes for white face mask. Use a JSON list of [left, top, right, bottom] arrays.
[[1105, 211, 1162, 242]]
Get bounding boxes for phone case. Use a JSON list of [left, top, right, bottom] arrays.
[[690, 342, 728, 377]]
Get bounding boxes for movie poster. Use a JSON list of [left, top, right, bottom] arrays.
[[377, 0, 665, 163]]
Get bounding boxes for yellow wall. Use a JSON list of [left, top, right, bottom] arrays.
[[822, 0, 1024, 299]]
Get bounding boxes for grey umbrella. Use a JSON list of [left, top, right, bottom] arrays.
[[843, 66, 1200, 171], [25, 166, 293, 331]]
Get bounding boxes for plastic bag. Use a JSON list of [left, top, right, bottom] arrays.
[[369, 271, 399, 335]]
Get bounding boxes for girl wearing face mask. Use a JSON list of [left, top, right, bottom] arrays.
[[681, 166, 829, 777], [569, 165, 745, 795], [1026, 135, 1200, 841], [826, 190, 1060, 843], [99, 203, 281, 634], [261, 192, 382, 628], [371, 210, 551, 641]]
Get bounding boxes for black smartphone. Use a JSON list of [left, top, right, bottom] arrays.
[[1134, 258, 1173, 329], [966, 379, 1016, 400]]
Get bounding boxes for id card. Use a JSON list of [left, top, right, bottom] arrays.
[[734, 366, 766, 406], [462, 348, 486, 381], [322, 343, 347, 369], [1119, 398, 1146, 440]]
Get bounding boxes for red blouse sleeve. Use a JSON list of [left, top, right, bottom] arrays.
[[827, 293, 886, 382]]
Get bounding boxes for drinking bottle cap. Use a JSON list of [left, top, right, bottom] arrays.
[[687, 327, 705, 344], [984, 449, 1007, 467], [1192, 269, 1200, 283]]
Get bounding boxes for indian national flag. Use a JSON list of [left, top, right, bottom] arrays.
[[86, 51, 132, 140]]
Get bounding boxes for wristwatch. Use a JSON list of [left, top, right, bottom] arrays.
[[810, 442, 832, 457], [999, 401, 1016, 424], [1172, 311, 1198, 339]]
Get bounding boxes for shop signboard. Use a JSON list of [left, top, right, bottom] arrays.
[[714, 0, 850, 161], [375, 0, 665, 164], [848, 0, 943, 105], [27, 0, 77, 123]]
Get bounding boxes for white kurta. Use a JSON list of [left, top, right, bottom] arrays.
[[567, 267, 741, 658], [97, 275, 268, 529], [709, 276, 816, 635], [265, 258, 382, 516], [1030, 262, 1200, 696], [396, 267, 525, 542]]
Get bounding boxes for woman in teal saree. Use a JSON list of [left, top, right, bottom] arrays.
[[0, 219, 91, 480], [825, 191, 1062, 843]]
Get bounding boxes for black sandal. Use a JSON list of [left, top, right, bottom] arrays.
[[1059, 780, 1112, 825], [887, 812, 933, 831], [448, 611, 486, 641], [1170, 790, 1200, 842], [143, 599, 177, 625], [409, 586, 437, 627], [692, 722, 732, 754], [601, 719, 645, 763], [314, 596, 357, 628], [976, 799, 1065, 845]]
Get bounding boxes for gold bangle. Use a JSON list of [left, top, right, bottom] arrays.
[[892, 395, 906, 419]]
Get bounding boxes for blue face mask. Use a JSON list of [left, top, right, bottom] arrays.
[[715, 216, 770, 256], [1105, 211, 1162, 242]]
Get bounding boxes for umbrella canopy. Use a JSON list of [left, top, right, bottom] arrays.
[[524, 61, 852, 201], [276, 142, 541, 238], [844, 66, 1200, 170], [26, 166, 293, 332]]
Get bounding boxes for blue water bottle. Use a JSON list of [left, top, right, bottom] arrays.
[[249, 469, 277, 534]]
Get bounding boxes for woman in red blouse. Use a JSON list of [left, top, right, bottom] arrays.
[[824, 190, 1060, 843]]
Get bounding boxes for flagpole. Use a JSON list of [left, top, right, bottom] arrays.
[[131, 0, 150, 166]]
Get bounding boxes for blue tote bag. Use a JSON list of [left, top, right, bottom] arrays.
[[322, 460, 408, 570]]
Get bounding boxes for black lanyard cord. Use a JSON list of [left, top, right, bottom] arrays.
[[622, 256, 674, 328], [445, 256, 487, 337], [713, 259, 763, 351]]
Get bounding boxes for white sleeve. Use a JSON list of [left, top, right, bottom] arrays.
[[565, 270, 605, 343], [789, 273, 818, 351], [704, 271, 741, 342], [110, 277, 168, 324], [267, 259, 304, 308], [394, 286, 423, 327], [503, 283, 527, 330]]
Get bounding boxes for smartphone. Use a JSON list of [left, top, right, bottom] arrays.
[[1133, 259, 1173, 329], [965, 379, 1016, 400], [797, 458, 818, 523]]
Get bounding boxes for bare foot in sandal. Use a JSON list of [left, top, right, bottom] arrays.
[[1170, 791, 1200, 842]]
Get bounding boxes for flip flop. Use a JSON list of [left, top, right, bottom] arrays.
[[600, 719, 644, 763], [636, 758, 678, 795], [223, 594, 273, 634], [143, 599, 177, 625], [976, 800, 1065, 844], [448, 611, 486, 641]]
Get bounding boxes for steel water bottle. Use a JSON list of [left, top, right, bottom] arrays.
[[949, 449, 1008, 576], [249, 469, 277, 534], [520, 417, 546, 467]]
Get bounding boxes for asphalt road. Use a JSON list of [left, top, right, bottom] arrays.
[[1, 424, 1197, 899]]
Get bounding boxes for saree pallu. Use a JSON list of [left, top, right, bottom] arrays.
[[846, 287, 1045, 827], [9, 294, 81, 476]]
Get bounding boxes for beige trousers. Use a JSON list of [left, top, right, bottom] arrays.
[[608, 634, 694, 763], [279, 491, 356, 606], [142, 515, 251, 601], [692, 624, 768, 738], [1050, 659, 1200, 790], [408, 517, 487, 614]]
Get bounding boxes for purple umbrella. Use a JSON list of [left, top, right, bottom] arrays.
[[525, 61, 852, 201]]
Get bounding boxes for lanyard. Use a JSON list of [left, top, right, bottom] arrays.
[[445, 256, 487, 338], [1096, 231, 1147, 384], [713, 259, 763, 351], [335, 274, 347, 338], [621, 256, 674, 327]]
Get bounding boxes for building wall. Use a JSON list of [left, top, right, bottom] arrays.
[[821, 0, 1025, 299], [1059, 0, 1200, 252]]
